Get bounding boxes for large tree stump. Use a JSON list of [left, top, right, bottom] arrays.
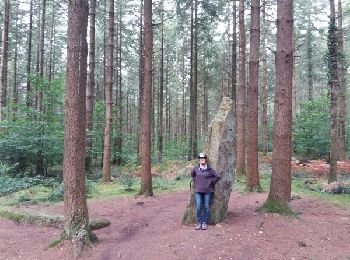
[[182, 97, 235, 225]]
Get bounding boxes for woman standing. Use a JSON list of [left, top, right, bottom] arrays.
[[191, 152, 221, 230]]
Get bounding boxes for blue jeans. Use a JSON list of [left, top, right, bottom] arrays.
[[195, 192, 212, 224]]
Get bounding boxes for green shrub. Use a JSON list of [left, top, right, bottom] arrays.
[[0, 77, 65, 176], [293, 96, 330, 159], [118, 174, 135, 191], [47, 183, 64, 202], [0, 175, 55, 196]]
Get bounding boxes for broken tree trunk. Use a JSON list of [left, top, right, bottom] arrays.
[[182, 97, 235, 225]]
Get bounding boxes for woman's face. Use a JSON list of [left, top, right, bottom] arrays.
[[199, 158, 206, 165]]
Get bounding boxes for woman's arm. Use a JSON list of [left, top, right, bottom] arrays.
[[191, 168, 196, 178], [211, 169, 221, 184]]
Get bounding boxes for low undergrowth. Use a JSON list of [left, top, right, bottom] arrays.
[[234, 164, 350, 211], [0, 160, 192, 207]]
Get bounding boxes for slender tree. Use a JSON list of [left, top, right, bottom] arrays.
[[306, 11, 313, 101], [266, 0, 294, 206], [0, 0, 10, 121], [140, 0, 153, 196], [12, 1, 19, 116], [327, 0, 338, 183], [37, 0, 46, 113], [157, 0, 164, 163], [192, 0, 198, 158], [261, 0, 268, 156], [138, 0, 144, 157], [181, 51, 186, 139], [115, 1, 123, 166], [63, 0, 93, 257], [26, 0, 33, 108], [231, 0, 237, 103], [188, 0, 194, 160], [337, 0, 346, 160], [102, 0, 114, 182], [247, 0, 260, 191], [236, 0, 246, 176], [86, 0, 96, 170], [48, 0, 56, 82]]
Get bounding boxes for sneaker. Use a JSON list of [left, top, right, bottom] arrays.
[[201, 222, 208, 230], [195, 223, 202, 230]]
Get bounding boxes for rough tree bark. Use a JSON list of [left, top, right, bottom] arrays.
[[247, 0, 260, 191], [236, 0, 246, 176], [140, 0, 153, 196], [261, 0, 268, 156], [102, 0, 114, 183], [0, 0, 9, 121], [193, 0, 198, 158], [85, 0, 96, 171], [37, 0, 46, 112], [63, 0, 93, 257], [137, 0, 144, 157], [48, 0, 56, 82], [337, 0, 346, 161], [26, 0, 33, 108], [188, 0, 198, 160], [115, 1, 123, 166], [306, 11, 313, 101], [12, 1, 19, 116], [266, 0, 294, 206], [231, 0, 237, 104], [328, 0, 338, 183], [157, 0, 164, 163]]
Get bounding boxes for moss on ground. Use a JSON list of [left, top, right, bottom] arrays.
[[259, 199, 297, 217]]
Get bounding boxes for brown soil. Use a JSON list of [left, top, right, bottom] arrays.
[[1, 187, 350, 260]]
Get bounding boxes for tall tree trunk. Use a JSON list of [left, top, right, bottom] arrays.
[[236, 0, 246, 176], [138, 0, 144, 157], [12, 1, 19, 117], [157, 0, 164, 163], [63, 1, 93, 257], [181, 52, 186, 139], [261, 0, 268, 156], [140, 0, 153, 196], [188, 0, 194, 160], [26, 0, 33, 108], [328, 0, 338, 183], [48, 0, 56, 82], [38, 0, 46, 106], [115, 2, 123, 166], [231, 0, 237, 104], [267, 0, 293, 206], [0, 0, 9, 121], [292, 32, 296, 115], [247, 0, 260, 191], [98, 0, 107, 102], [188, 0, 198, 160], [193, 0, 198, 158], [203, 56, 209, 136], [35, 0, 47, 176], [86, 0, 96, 170], [102, 0, 114, 182], [337, 0, 346, 161], [306, 12, 313, 101], [166, 63, 171, 139]]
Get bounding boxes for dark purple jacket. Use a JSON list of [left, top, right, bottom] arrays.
[[191, 165, 221, 193]]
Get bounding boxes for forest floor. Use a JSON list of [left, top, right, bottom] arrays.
[[1, 160, 350, 260]]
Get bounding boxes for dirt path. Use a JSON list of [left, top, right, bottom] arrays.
[[1, 188, 350, 260]]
